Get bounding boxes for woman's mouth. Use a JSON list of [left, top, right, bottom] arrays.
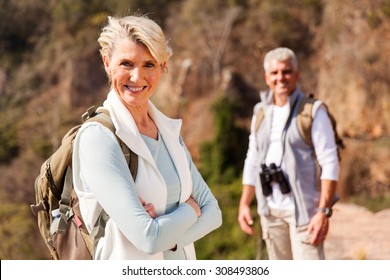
[[125, 85, 146, 93]]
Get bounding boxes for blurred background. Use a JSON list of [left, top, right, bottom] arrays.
[[0, 0, 389, 260]]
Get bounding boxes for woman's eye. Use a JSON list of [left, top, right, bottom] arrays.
[[120, 61, 132, 67], [145, 62, 155, 68]]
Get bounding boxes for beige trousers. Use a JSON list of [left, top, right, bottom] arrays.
[[260, 208, 325, 260]]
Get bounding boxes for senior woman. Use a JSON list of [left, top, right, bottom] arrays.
[[72, 15, 222, 259]]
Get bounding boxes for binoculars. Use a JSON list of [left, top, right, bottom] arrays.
[[259, 163, 291, 196]]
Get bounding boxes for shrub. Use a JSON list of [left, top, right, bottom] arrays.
[[0, 203, 47, 259], [0, 120, 19, 164], [199, 96, 248, 185], [195, 178, 268, 259]]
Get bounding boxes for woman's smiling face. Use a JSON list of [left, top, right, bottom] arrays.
[[103, 38, 165, 109]]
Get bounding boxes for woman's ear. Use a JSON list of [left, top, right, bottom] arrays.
[[161, 61, 167, 73]]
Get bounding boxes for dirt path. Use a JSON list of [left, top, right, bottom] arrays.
[[325, 202, 390, 260]]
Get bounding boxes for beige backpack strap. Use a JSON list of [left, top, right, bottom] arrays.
[[297, 95, 315, 148], [320, 103, 345, 161], [254, 107, 265, 133], [119, 142, 138, 181]]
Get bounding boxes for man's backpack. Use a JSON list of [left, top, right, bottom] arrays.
[[30, 106, 138, 260], [254, 94, 345, 160]]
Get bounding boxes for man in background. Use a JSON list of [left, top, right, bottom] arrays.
[[238, 47, 339, 259]]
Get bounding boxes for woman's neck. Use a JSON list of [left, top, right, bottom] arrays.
[[128, 105, 158, 140]]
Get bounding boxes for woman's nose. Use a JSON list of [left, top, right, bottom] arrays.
[[129, 67, 141, 81]]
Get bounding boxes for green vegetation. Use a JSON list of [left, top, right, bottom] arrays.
[[199, 96, 248, 185], [0, 115, 19, 163], [382, 0, 390, 18], [255, 0, 323, 53], [195, 178, 267, 260], [196, 96, 267, 259], [348, 192, 390, 213], [0, 203, 46, 259], [367, 11, 382, 29]]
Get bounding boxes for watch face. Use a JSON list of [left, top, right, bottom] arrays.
[[318, 207, 332, 217]]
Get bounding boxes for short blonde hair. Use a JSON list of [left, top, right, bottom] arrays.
[[98, 15, 172, 65], [263, 47, 298, 73]]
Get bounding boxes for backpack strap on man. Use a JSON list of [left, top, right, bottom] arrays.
[[320, 103, 345, 160], [253, 93, 344, 162], [297, 94, 345, 160], [297, 94, 315, 148], [254, 107, 265, 133], [254, 95, 315, 148]]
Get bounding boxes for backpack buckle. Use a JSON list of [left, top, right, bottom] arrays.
[[30, 201, 46, 216], [81, 106, 97, 122]]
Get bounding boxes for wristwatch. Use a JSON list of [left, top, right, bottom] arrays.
[[316, 207, 333, 218]]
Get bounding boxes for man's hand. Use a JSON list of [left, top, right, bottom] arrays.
[[238, 185, 256, 235], [238, 203, 255, 235], [307, 211, 329, 245], [308, 179, 337, 245]]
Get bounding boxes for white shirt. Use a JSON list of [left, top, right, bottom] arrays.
[[266, 103, 295, 210]]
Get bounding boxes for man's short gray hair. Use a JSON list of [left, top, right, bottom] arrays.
[[263, 47, 298, 73]]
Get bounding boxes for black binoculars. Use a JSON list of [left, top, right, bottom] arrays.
[[259, 163, 291, 196]]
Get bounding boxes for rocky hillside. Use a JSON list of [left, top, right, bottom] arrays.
[[157, 0, 390, 198], [0, 0, 389, 259]]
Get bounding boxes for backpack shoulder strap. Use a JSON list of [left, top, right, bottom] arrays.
[[297, 94, 315, 148], [297, 95, 345, 161], [255, 96, 315, 148], [254, 106, 265, 133], [320, 103, 345, 162]]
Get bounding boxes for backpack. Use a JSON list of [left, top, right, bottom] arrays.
[[30, 106, 138, 260], [254, 94, 345, 160]]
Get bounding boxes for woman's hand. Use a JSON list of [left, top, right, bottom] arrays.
[[185, 196, 201, 218], [139, 196, 157, 218]]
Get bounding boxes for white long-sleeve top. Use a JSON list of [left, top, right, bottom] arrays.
[[72, 90, 222, 259]]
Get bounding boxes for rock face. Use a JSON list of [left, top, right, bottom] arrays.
[[316, 0, 390, 139], [155, 0, 390, 197], [157, 0, 390, 146]]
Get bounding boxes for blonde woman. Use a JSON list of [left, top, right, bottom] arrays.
[[72, 15, 222, 260]]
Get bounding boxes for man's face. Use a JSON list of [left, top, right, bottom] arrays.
[[264, 59, 299, 96]]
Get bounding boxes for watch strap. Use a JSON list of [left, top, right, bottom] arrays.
[[316, 207, 332, 218]]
